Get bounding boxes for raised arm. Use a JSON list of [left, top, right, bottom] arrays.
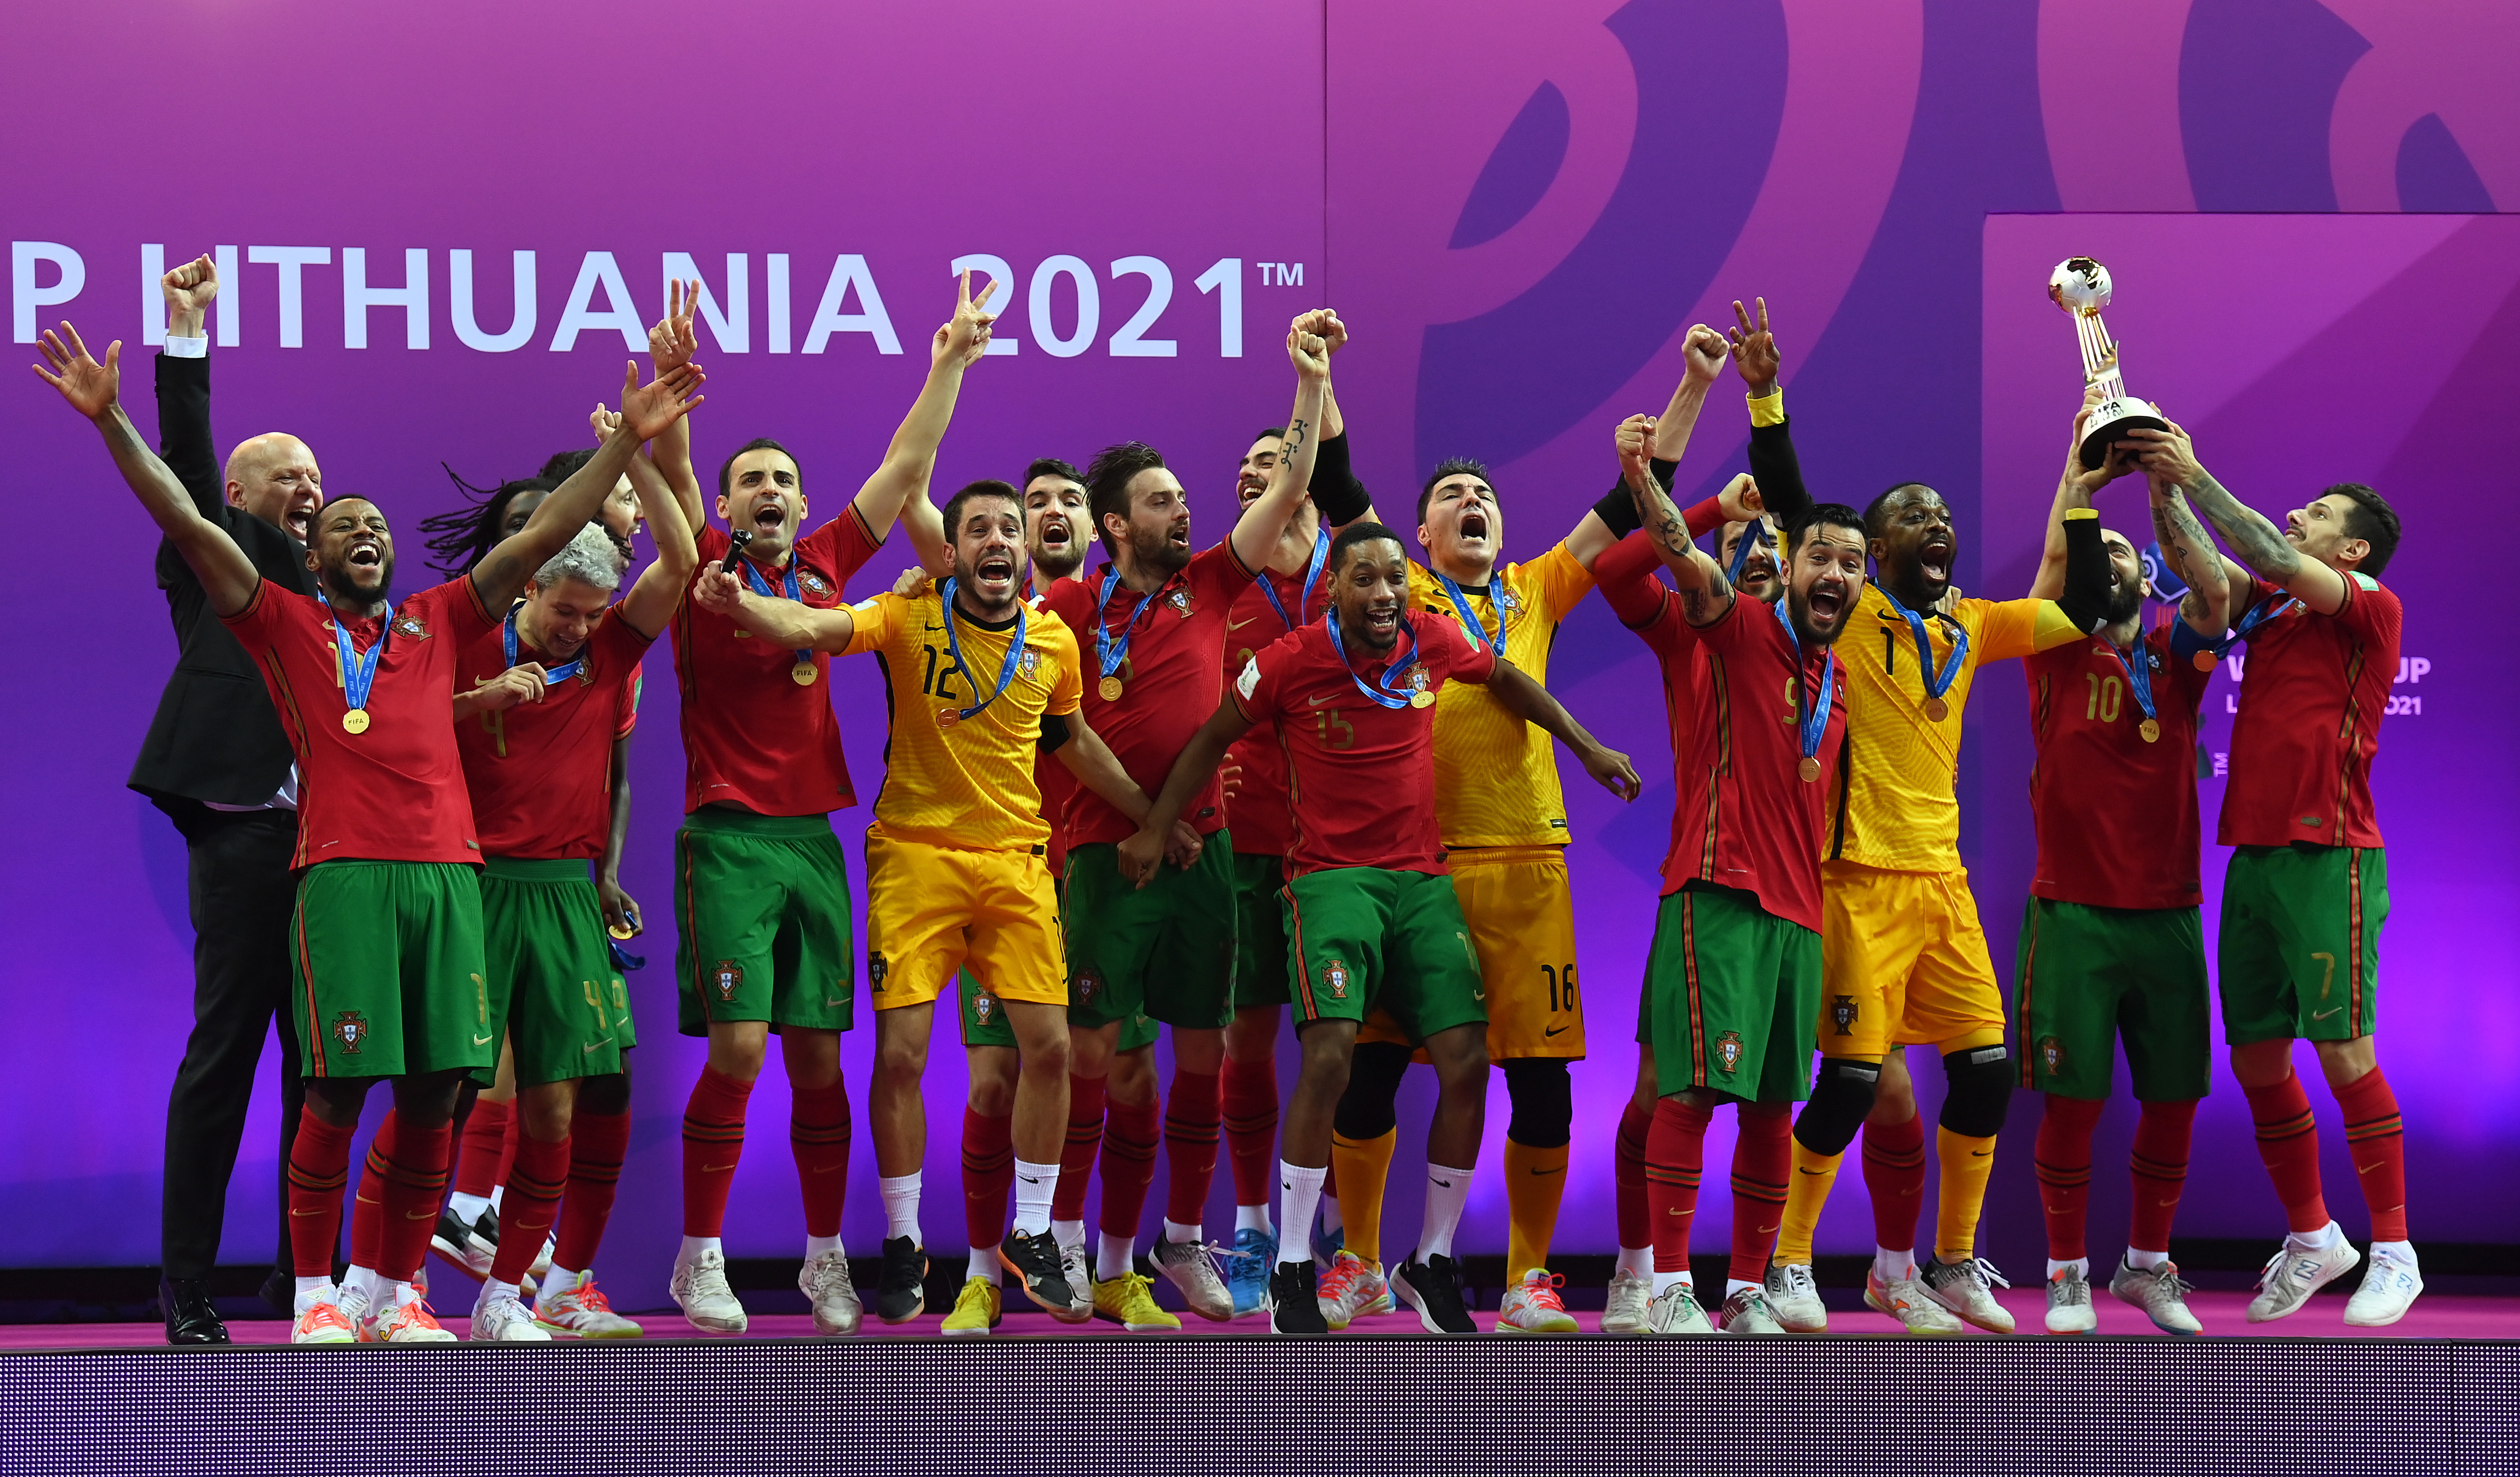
[[688, 563, 858, 651], [1226, 317, 1333, 572], [1570, 324, 1729, 568], [2030, 392, 2137, 599], [2149, 476, 2232, 636], [1618, 413, 1737, 625], [1474, 658, 1642, 802], [1117, 697, 1256, 884], [37, 325, 257, 615], [1296, 311, 1382, 532], [2124, 420, 2345, 614], [476, 361, 703, 611], [155, 255, 223, 516], [614, 444, 701, 639], [1729, 298, 1815, 534], [848, 272, 999, 569], [645, 282, 707, 533]]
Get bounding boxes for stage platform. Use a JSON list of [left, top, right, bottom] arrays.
[[4, 1294, 2512, 1476]]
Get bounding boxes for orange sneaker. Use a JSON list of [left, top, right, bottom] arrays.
[[290, 1297, 355, 1345], [361, 1295, 458, 1344]]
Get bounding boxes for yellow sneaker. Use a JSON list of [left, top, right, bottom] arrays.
[[940, 1276, 1002, 1338], [1092, 1270, 1182, 1332]]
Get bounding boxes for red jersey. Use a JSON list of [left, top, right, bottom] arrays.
[[455, 607, 656, 861], [1222, 556, 1332, 857], [1043, 542, 1257, 847], [1233, 613, 1496, 876], [673, 518, 882, 816], [1596, 535, 1713, 887], [222, 577, 497, 869], [2025, 612, 2215, 910], [1030, 578, 1084, 876], [2221, 573, 2401, 849]]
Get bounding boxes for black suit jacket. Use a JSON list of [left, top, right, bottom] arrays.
[[127, 351, 321, 811]]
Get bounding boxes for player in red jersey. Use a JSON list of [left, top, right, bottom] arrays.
[[1034, 316, 1331, 1328], [37, 321, 699, 1344], [2014, 401, 2231, 1334], [1119, 521, 1640, 1334], [2125, 421, 2415, 1325], [666, 276, 997, 1336]]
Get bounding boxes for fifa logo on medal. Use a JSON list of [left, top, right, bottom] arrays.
[[2038, 1035, 2065, 1076], [1324, 959, 1351, 1000], [332, 1010, 369, 1053], [1715, 1031, 1744, 1076], [713, 960, 744, 1002], [1829, 994, 1859, 1036]]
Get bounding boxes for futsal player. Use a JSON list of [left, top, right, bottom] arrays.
[[1033, 314, 1332, 1327], [2123, 421, 2416, 1326], [2014, 405, 2229, 1334], [1119, 521, 1641, 1334], [38, 322, 700, 1343], [1761, 393, 2113, 1336], [666, 275, 995, 1336]]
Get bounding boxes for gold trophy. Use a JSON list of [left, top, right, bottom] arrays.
[[2048, 257, 2169, 468]]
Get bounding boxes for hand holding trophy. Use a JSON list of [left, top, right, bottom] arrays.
[[2047, 257, 2170, 469]]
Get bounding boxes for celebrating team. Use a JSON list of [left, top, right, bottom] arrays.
[[44, 258, 2414, 1344]]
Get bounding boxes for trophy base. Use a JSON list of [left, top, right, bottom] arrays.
[[2078, 396, 2169, 469]]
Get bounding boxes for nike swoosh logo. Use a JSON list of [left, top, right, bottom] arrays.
[[1757, 1223, 1779, 1236], [288, 1207, 326, 1217], [823, 998, 847, 1007], [1969, 1150, 1992, 1158], [406, 1209, 438, 1220], [2311, 1007, 2343, 1020], [1306, 693, 1337, 707], [2158, 1199, 2181, 1207], [1528, 1165, 1564, 1177], [582, 1038, 614, 1053], [703, 1162, 739, 1173], [1797, 1167, 1830, 1176], [1018, 1175, 1042, 1185], [1542, 1024, 1569, 1037], [1432, 1179, 1453, 1189], [2356, 1161, 2384, 1174], [1227, 615, 1261, 631], [473, 1033, 493, 1045]]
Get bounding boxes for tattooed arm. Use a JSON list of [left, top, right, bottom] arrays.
[[2125, 421, 2347, 614], [2149, 477, 2232, 635], [1616, 412, 1734, 626], [1226, 315, 1332, 573]]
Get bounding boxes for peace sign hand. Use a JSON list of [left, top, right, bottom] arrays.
[[1728, 297, 1780, 395], [934, 270, 1001, 367]]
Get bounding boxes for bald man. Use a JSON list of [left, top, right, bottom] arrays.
[[122, 256, 330, 1344]]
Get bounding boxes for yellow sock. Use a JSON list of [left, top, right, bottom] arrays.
[[1774, 1140, 1843, 1266], [1501, 1140, 1569, 1275], [1935, 1127, 1999, 1264], [1329, 1128, 1396, 1266]]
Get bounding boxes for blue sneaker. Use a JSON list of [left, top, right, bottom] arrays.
[[1227, 1227, 1277, 1318], [1312, 1223, 1344, 1270]]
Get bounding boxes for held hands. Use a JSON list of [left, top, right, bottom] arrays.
[[2122, 418, 2201, 489], [597, 878, 643, 938], [617, 359, 706, 442], [1717, 472, 1764, 524], [1581, 742, 1644, 803], [468, 663, 551, 711], [1727, 298, 1779, 393], [1116, 819, 1209, 887], [161, 255, 218, 338], [933, 271, 1000, 368], [30, 323, 119, 420], [1615, 413, 1659, 492], [2063, 388, 2138, 497], [1681, 323, 1729, 385]]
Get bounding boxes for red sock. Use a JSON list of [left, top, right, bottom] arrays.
[[1728, 1108, 1792, 1285], [552, 1110, 628, 1273], [498, 1108, 520, 1187], [1861, 1112, 1927, 1252], [2332, 1066, 2407, 1242], [1615, 1097, 1653, 1250], [1053, 1075, 1106, 1223], [375, 1118, 453, 1282], [791, 1079, 851, 1239], [2034, 1095, 2106, 1262], [1645, 1097, 1711, 1276], [453, 1097, 509, 1200], [2243, 1073, 2329, 1235], [350, 1110, 397, 1271], [490, 1132, 568, 1284], [681, 1065, 754, 1238], [1100, 1094, 1162, 1239], [286, 1108, 357, 1277], [962, 1106, 1015, 1250], [2127, 1098, 2196, 1255], [1162, 1069, 1222, 1225], [1220, 1056, 1279, 1207]]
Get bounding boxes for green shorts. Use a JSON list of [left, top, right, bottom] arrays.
[[2219, 844, 2386, 1045], [961, 970, 1157, 1051], [1282, 866, 1488, 1043], [673, 809, 855, 1036], [1064, 835, 1237, 1031], [1231, 852, 1291, 1009], [480, 858, 630, 1086], [291, 860, 491, 1081], [2011, 896, 2209, 1100], [1638, 885, 1818, 1103]]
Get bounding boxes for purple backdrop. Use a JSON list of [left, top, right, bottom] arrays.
[[8, 0, 2513, 1283]]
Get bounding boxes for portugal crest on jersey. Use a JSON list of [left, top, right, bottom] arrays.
[[1829, 994, 1859, 1036], [973, 993, 997, 1024], [1714, 1030, 1744, 1076], [2038, 1035, 2065, 1076], [1078, 968, 1103, 1004], [1018, 646, 1042, 680], [1166, 588, 1193, 618], [390, 613, 429, 640], [332, 1010, 369, 1053], [713, 960, 745, 1001], [1323, 958, 1351, 1000], [1498, 583, 1524, 618], [798, 569, 833, 599], [867, 952, 888, 988]]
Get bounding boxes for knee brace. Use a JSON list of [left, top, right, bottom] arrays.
[[1791, 1058, 1880, 1156], [1499, 1058, 1573, 1148], [1939, 1044, 2017, 1138], [1332, 1041, 1413, 1140]]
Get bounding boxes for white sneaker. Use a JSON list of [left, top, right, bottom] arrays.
[[2108, 1258, 2202, 1334], [529, 1233, 556, 1282], [362, 1294, 459, 1344], [1645, 1283, 1714, 1335], [533, 1276, 643, 1338], [1058, 1240, 1096, 1321], [671, 1247, 749, 1334], [2247, 1228, 2359, 1324], [1600, 1266, 1653, 1334], [468, 1285, 551, 1343], [2044, 1266, 2096, 1334], [1495, 1267, 1580, 1333], [289, 1292, 356, 1345], [1921, 1255, 2017, 1333], [1151, 1234, 1236, 1323], [1315, 1251, 1390, 1331], [1718, 1286, 1786, 1335], [2343, 1247, 2424, 1328], [799, 1249, 863, 1335], [1864, 1267, 1964, 1334], [1764, 1262, 1828, 1332]]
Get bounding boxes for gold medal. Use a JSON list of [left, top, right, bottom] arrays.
[[2139, 718, 2161, 743], [608, 921, 637, 940], [1798, 756, 1821, 783], [342, 708, 371, 735], [1409, 689, 1434, 708], [2192, 651, 2217, 672], [791, 660, 817, 686], [1921, 696, 1949, 722], [1099, 675, 1124, 701], [937, 707, 962, 730]]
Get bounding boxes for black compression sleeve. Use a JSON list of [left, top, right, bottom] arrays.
[[1309, 431, 1373, 528], [1747, 417, 1814, 530], [2054, 512, 2111, 632], [1590, 457, 1679, 538]]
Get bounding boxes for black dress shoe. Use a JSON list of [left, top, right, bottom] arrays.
[[161, 1277, 230, 1346], [258, 1266, 294, 1317]]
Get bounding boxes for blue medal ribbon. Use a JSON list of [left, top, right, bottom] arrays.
[[1873, 581, 1968, 706], [2204, 590, 2302, 660], [1261, 528, 1329, 631], [1093, 565, 1164, 687], [1433, 569, 1508, 659], [741, 556, 815, 672], [503, 607, 584, 685], [1324, 606, 1423, 710], [938, 578, 1029, 723], [333, 604, 394, 715], [2101, 633, 2159, 726], [1726, 518, 1776, 585], [1773, 597, 1837, 768]]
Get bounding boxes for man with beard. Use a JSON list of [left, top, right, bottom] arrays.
[[1762, 401, 2114, 1336], [1034, 317, 1331, 1330], [1118, 522, 1641, 1334], [2123, 421, 2415, 1327], [693, 479, 1191, 1331], [38, 321, 700, 1343]]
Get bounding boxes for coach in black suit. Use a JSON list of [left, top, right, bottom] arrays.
[[136, 257, 326, 1344]]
